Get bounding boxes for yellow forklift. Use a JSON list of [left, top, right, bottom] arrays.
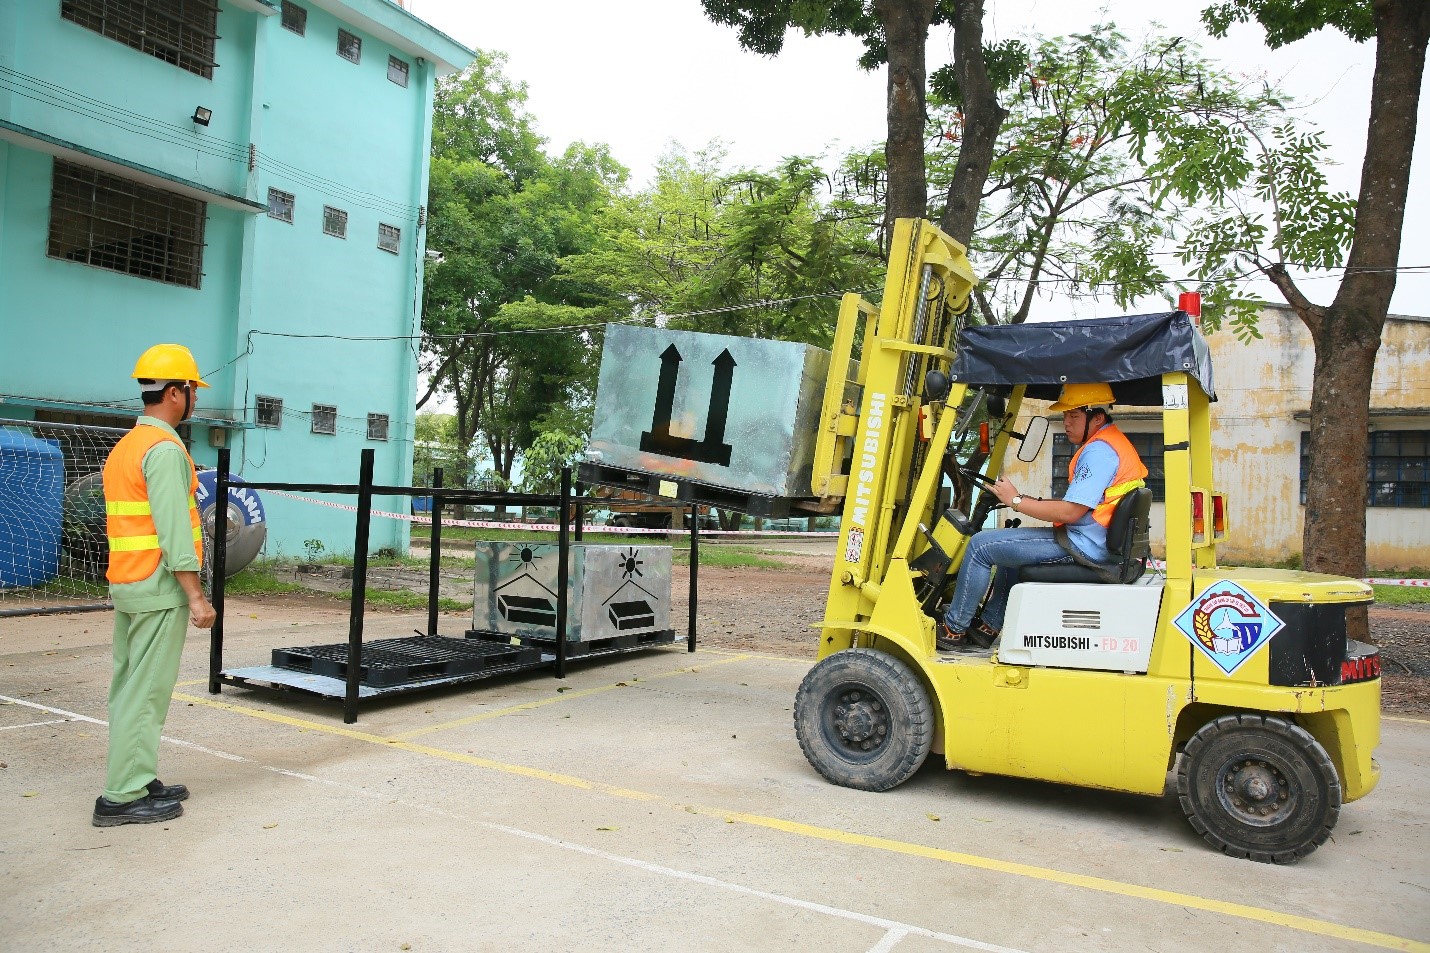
[[796, 219, 1382, 863]]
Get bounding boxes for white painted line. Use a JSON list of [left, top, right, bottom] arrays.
[[0, 718, 70, 731], [868, 927, 911, 953], [0, 692, 1025, 953]]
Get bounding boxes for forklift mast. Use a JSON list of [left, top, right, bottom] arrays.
[[810, 218, 1224, 662]]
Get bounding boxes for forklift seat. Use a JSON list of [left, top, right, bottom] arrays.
[[1018, 487, 1153, 585]]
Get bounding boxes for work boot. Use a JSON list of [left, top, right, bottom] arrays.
[[936, 623, 973, 653], [92, 795, 184, 827], [146, 778, 189, 802]]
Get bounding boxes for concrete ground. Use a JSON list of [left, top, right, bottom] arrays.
[[2, 604, 1428, 953]]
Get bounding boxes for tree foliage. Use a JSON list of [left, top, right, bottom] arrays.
[[421, 52, 626, 484], [1184, 0, 1430, 614]]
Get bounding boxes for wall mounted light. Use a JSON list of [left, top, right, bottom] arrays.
[[192, 106, 212, 126]]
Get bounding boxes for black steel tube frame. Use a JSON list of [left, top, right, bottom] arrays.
[[208, 449, 230, 694], [574, 480, 584, 542], [688, 504, 698, 652], [344, 449, 375, 724], [200, 453, 703, 719], [555, 467, 571, 679], [426, 467, 443, 636]]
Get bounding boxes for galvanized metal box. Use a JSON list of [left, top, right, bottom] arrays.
[[589, 323, 833, 498], [471, 541, 672, 642]]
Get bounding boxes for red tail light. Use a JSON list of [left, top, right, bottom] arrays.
[[1192, 491, 1206, 542], [979, 422, 990, 454], [1212, 494, 1226, 538]]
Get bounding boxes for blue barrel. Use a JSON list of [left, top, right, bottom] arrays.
[[0, 428, 64, 589]]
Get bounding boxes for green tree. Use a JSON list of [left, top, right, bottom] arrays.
[[926, 27, 1284, 329], [561, 148, 883, 349], [421, 53, 626, 484], [519, 429, 587, 494], [1192, 0, 1430, 593]]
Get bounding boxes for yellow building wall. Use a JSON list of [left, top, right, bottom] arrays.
[[999, 306, 1430, 570]]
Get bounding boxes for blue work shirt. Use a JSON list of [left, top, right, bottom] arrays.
[[1061, 440, 1118, 563]]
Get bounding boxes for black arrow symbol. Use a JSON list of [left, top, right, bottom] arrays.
[[647, 343, 681, 440], [703, 349, 737, 449]]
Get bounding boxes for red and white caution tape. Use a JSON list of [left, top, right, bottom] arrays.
[[261, 488, 837, 537]]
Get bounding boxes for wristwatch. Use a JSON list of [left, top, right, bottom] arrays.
[[1011, 494, 1024, 512]]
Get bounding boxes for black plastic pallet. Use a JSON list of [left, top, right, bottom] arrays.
[[578, 461, 815, 519], [272, 636, 541, 687], [465, 628, 678, 658]]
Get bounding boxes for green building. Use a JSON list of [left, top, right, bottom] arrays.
[[0, 0, 474, 557]]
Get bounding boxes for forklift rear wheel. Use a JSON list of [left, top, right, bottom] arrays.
[[1177, 713, 1341, 864], [794, 649, 932, 792]]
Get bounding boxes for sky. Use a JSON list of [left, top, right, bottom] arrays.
[[403, 0, 1429, 318]]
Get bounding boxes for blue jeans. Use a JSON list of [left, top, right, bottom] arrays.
[[941, 528, 1075, 633]]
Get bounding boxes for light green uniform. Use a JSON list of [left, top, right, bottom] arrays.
[[104, 417, 200, 803]]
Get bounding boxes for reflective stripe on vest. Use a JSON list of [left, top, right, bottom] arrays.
[[1066, 423, 1150, 528], [102, 424, 203, 584]]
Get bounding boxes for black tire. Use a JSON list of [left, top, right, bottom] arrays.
[[794, 649, 933, 792], [1176, 713, 1341, 864]]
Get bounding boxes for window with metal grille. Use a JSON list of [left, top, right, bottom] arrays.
[[367, 413, 389, 441], [377, 223, 400, 254], [337, 28, 361, 63], [1050, 427, 1164, 501], [255, 395, 283, 429], [267, 188, 294, 223], [388, 55, 409, 86], [323, 206, 347, 238], [1300, 430, 1429, 508], [311, 404, 337, 435], [48, 160, 206, 289], [280, 1, 306, 35], [61, 0, 219, 79]]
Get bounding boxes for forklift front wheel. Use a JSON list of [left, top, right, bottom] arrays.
[[794, 649, 932, 792], [1177, 713, 1342, 864]]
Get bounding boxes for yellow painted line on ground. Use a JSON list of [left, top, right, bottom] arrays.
[[697, 647, 813, 664], [692, 806, 1429, 952], [170, 691, 657, 801], [389, 654, 755, 740], [1386, 715, 1430, 725], [175, 678, 207, 688], [174, 686, 1425, 951]]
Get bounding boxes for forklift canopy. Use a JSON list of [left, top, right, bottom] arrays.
[[948, 311, 1216, 407]]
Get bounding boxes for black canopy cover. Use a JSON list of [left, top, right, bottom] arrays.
[[948, 311, 1216, 407]]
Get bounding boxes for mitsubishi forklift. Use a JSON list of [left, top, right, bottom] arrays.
[[796, 219, 1381, 863]]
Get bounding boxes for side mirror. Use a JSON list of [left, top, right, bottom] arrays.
[[1016, 416, 1050, 462], [987, 395, 1007, 420]]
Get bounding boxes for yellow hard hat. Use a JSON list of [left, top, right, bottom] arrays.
[[131, 344, 209, 388], [1049, 382, 1113, 412]]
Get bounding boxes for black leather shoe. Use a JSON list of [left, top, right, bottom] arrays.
[[92, 795, 183, 827], [147, 778, 189, 801]]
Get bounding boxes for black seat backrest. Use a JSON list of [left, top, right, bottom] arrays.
[[1106, 486, 1153, 582]]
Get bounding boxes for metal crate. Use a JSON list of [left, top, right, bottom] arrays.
[[472, 541, 672, 642], [588, 323, 835, 498]]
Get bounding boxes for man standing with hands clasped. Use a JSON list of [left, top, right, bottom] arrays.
[[93, 344, 217, 826]]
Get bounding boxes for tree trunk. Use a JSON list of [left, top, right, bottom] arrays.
[[937, 0, 1008, 247], [1301, 0, 1429, 639], [874, 0, 937, 223]]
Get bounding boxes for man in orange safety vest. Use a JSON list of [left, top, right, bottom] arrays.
[[939, 382, 1147, 652], [93, 344, 217, 826]]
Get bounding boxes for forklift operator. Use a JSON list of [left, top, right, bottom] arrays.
[[938, 383, 1148, 652]]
